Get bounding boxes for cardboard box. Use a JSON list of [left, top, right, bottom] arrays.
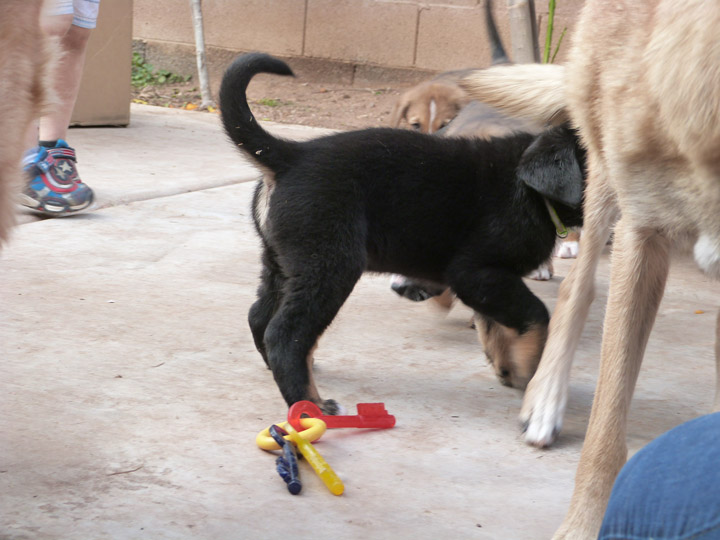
[[71, 0, 133, 126]]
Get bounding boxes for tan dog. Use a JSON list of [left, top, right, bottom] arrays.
[[462, 0, 720, 538], [0, 0, 53, 246]]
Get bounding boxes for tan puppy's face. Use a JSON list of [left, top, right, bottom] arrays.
[[475, 315, 547, 390], [390, 81, 469, 134]]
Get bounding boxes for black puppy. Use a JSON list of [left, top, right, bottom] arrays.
[[220, 53, 585, 412]]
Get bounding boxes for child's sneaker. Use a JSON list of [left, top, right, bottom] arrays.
[[21, 140, 94, 216]]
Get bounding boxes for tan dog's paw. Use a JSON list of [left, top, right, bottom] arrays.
[[527, 261, 553, 281], [694, 234, 720, 279], [518, 371, 568, 447], [556, 240, 579, 259]]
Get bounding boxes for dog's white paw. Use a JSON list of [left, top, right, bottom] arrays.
[[694, 234, 720, 280], [519, 377, 568, 447], [320, 399, 344, 416], [528, 263, 553, 281], [335, 402, 348, 416], [556, 240, 579, 259]]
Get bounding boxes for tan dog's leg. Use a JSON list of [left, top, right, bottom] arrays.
[[553, 219, 671, 539], [0, 1, 50, 246], [520, 172, 618, 446]]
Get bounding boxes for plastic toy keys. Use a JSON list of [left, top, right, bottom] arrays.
[[285, 423, 344, 496], [256, 417, 327, 451], [269, 425, 302, 495], [268, 424, 291, 449], [288, 401, 396, 432]]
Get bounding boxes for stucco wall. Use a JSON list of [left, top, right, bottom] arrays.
[[133, 0, 584, 86]]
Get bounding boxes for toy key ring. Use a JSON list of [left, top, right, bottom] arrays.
[[288, 400, 396, 431], [256, 417, 326, 450]]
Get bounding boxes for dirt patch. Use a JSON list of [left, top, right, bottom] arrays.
[[131, 74, 409, 131]]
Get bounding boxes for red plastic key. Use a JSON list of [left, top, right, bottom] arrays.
[[288, 401, 396, 431]]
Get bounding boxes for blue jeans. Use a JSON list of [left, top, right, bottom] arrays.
[[599, 412, 720, 540]]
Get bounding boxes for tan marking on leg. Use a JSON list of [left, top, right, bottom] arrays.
[[305, 342, 321, 404], [254, 174, 275, 232]]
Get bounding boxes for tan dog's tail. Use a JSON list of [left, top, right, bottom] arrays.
[[460, 64, 568, 126]]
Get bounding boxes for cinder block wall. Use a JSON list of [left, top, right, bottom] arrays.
[[133, 0, 583, 87]]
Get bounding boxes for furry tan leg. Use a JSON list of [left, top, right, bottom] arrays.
[[520, 173, 618, 446], [553, 219, 671, 540], [0, 1, 51, 246]]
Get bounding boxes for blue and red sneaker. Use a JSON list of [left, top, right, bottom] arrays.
[[21, 139, 94, 216]]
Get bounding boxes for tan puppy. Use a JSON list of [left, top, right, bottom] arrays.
[[0, 0, 53, 246], [389, 0, 511, 135], [390, 77, 469, 134], [462, 1, 720, 538]]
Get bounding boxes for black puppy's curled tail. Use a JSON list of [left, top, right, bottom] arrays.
[[219, 53, 299, 173]]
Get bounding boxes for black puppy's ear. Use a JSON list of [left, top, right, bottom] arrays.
[[517, 126, 585, 208]]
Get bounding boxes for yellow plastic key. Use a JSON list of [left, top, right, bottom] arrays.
[[285, 423, 344, 496], [255, 418, 326, 451]]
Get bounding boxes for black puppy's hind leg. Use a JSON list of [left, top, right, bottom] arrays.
[[447, 264, 549, 389], [263, 253, 365, 414], [249, 246, 286, 368]]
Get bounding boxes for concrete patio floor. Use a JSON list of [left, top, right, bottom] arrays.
[[1, 105, 718, 539]]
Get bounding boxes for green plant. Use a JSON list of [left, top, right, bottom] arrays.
[[131, 52, 191, 87], [542, 0, 567, 64], [256, 98, 282, 107]]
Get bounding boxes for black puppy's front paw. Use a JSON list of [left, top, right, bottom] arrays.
[[392, 282, 433, 302], [320, 399, 341, 416], [390, 275, 444, 302]]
